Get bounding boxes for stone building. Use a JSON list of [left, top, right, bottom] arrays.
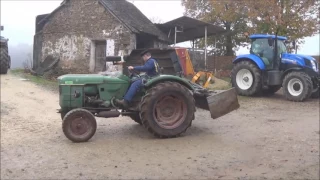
[[33, 0, 171, 73]]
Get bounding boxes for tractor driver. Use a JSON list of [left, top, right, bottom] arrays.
[[115, 49, 160, 108]]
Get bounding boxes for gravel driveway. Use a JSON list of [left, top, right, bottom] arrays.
[[1, 73, 319, 179]]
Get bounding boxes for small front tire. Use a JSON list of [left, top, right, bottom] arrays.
[[282, 71, 312, 102], [62, 108, 97, 143]]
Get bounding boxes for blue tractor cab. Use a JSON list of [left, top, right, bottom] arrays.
[[231, 33, 319, 101]]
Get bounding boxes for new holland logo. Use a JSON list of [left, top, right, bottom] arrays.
[[282, 58, 297, 64]]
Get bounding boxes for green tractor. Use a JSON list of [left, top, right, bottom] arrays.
[[0, 25, 11, 74], [57, 50, 240, 142]]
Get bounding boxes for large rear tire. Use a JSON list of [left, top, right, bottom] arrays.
[[282, 71, 312, 102], [0, 47, 9, 74], [139, 81, 196, 138], [231, 61, 262, 96], [62, 108, 97, 143]]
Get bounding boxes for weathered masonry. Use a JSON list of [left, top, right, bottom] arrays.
[[33, 0, 171, 73]]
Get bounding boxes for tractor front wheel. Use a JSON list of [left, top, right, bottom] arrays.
[[231, 61, 262, 96], [282, 71, 312, 102], [62, 108, 97, 143], [139, 81, 196, 138]]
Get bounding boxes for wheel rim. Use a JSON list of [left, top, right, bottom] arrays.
[[236, 69, 254, 90], [288, 78, 303, 96], [69, 113, 92, 136], [153, 94, 187, 130]]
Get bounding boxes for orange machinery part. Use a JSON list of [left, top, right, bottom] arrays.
[[175, 48, 195, 76], [191, 71, 213, 88], [174, 47, 213, 88]]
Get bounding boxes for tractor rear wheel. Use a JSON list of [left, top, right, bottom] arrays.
[[231, 61, 262, 96], [0, 47, 9, 74], [282, 71, 312, 102], [139, 81, 196, 138], [62, 108, 97, 143]]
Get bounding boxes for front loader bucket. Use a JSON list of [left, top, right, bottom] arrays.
[[194, 88, 240, 119]]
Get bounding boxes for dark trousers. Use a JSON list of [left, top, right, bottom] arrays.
[[123, 79, 143, 102]]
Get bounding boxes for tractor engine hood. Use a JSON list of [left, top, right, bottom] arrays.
[[281, 53, 318, 72], [57, 74, 130, 85]]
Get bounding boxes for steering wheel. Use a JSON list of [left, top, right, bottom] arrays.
[[128, 68, 140, 79]]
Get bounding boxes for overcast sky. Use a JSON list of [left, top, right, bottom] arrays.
[[1, 0, 319, 55]]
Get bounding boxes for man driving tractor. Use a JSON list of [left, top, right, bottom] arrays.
[[115, 49, 160, 108]]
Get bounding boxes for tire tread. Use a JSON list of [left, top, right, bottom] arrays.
[[0, 47, 9, 74], [139, 81, 195, 138], [62, 108, 97, 142], [231, 61, 262, 96], [282, 71, 312, 102]]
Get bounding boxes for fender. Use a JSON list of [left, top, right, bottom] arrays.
[[144, 75, 194, 90], [233, 54, 266, 70], [282, 66, 320, 79], [282, 67, 302, 78]]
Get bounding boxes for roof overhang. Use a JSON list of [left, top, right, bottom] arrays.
[[155, 16, 227, 44]]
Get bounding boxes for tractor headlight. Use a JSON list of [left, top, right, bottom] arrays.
[[311, 60, 318, 72]]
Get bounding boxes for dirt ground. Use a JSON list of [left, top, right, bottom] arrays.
[[1, 73, 319, 180]]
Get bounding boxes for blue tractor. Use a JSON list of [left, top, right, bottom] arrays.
[[231, 33, 319, 101]]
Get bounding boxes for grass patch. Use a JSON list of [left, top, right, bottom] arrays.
[[10, 69, 58, 92], [237, 95, 250, 101], [207, 77, 232, 91], [209, 84, 232, 90], [220, 77, 231, 82]]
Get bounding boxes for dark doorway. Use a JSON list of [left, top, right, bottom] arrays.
[[95, 40, 106, 72]]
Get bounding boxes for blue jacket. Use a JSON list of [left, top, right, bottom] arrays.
[[133, 58, 160, 77]]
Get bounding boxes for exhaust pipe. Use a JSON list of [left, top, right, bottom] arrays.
[[96, 111, 120, 118]]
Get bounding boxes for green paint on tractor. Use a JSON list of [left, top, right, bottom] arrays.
[[57, 48, 240, 143]]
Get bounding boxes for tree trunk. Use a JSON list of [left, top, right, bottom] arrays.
[[225, 23, 233, 56]]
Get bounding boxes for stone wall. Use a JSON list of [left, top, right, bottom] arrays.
[[32, 33, 43, 70], [40, 0, 135, 73]]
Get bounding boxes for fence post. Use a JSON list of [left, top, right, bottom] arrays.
[[204, 26, 207, 70]]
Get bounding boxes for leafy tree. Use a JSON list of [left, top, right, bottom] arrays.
[[181, 0, 319, 54], [181, 0, 249, 56], [246, 0, 320, 52]]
